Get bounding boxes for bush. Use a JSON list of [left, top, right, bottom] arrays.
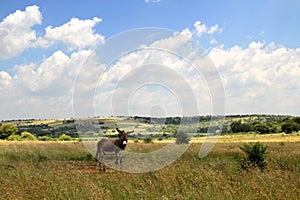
[[281, 121, 299, 134], [268, 123, 281, 133], [58, 134, 73, 141], [7, 134, 21, 141], [143, 138, 153, 144], [20, 131, 37, 140], [175, 131, 190, 144], [230, 121, 252, 133], [38, 136, 53, 141], [254, 123, 270, 134], [240, 141, 268, 170], [0, 124, 18, 139], [7, 131, 37, 141]]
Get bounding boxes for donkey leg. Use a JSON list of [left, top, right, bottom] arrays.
[[116, 152, 123, 169], [115, 153, 119, 168], [120, 154, 123, 169], [99, 151, 106, 172]]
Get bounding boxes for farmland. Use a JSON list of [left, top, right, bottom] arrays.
[[1, 134, 300, 199], [1, 115, 298, 141]]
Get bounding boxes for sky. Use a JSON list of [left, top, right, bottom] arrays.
[[0, 0, 300, 120]]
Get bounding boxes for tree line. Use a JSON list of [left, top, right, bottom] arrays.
[[1, 115, 300, 140]]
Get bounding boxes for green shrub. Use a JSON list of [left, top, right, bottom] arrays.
[[20, 131, 37, 140], [281, 121, 299, 134], [58, 134, 73, 141], [38, 136, 53, 141], [7, 134, 21, 141], [240, 141, 268, 170], [7, 131, 37, 141], [143, 138, 153, 144], [230, 121, 252, 133], [175, 131, 190, 144], [0, 124, 18, 139], [254, 123, 270, 134]]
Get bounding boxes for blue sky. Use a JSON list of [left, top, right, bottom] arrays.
[[1, 0, 300, 47], [1, 0, 300, 119]]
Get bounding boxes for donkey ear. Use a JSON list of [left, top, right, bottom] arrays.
[[116, 128, 122, 133]]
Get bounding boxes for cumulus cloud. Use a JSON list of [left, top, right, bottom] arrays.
[[0, 5, 42, 59], [39, 17, 105, 50], [92, 30, 214, 117], [209, 41, 300, 114], [0, 50, 94, 119], [193, 21, 221, 37], [0, 5, 104, 60], [0, 71, 12, 86]]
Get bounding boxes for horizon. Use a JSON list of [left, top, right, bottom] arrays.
[[1, 113, 297, 122]]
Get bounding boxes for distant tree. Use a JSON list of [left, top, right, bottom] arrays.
[[38, 136, 53, 141], [143, 138, 153, 144], [230, 121, 242, 132], [292, 117, 300, 125], [230, 121, 251, 133], [255, 123, 270, 134], [281, 121, 299, 134], [241, 123, 252, 132], [0, 124, 18, 139], [20, 131, 37, 140], [7, 134, 21, 141], [175, 131, 190, 144], [58, 134, 73, 141], [268, 124, 281, 133], [7, 131, 37, 141]]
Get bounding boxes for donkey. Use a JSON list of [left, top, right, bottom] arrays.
[[96, 128, 134, 172]]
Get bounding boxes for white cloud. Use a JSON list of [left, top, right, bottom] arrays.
[[207, 24, 220, 34], [39, 17, 104, 50], [0, 49, 95, 119], [0, 5, 42, 59], [0, 5, 105, 60], [194, 21, 207, 36], [92, 31, 214, 117], [209, 41, 300, 115], [0, 71, 12, 86], [193, 21, 221, 37]]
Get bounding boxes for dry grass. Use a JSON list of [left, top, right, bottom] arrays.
[[0, 139, 300, 199], [193, 133, 300, 143]]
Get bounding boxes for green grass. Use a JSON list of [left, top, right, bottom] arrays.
[[0, 140, 300, 199]]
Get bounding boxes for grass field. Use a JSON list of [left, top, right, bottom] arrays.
[[1, 135, 300, 199]]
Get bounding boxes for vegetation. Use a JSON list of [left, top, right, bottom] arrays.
[[0, 124, 18, 139], [143, 137, 153, 144], [240, 142, 268, 170], [175, 130, 190, 144], [1, 115, 300, 142], [58, 134, 73, 141], [254, 123, 270, 134], [230, 121, 251, 133], [7, 131, 37, 141], [281, 120, 299, 133], [0, 139, 300, 199]]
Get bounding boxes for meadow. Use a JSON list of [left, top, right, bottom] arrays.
[[1, 134, 300, 199]]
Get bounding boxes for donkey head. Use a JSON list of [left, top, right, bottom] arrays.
[[116, 128, 134, 149]]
